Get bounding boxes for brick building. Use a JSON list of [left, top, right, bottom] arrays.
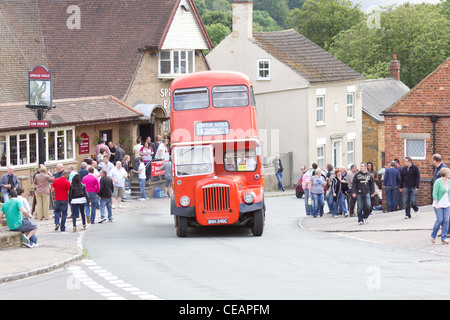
[[383, 57, 450, 206]]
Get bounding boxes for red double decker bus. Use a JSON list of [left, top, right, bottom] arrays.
[[170, 71, 265, 237]]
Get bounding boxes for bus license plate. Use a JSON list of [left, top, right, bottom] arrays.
[[208, 219, 228, 225]]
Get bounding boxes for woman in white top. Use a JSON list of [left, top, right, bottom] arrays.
[[431, 167, 450, 244]]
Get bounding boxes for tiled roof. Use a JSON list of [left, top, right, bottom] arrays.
[[0, 96, 142, 132], [0, 0, 211, 103], [252, 29, 364, 83], [362, 78, 410, 122]]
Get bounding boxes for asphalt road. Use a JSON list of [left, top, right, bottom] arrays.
[[1, 195, 450, 300]]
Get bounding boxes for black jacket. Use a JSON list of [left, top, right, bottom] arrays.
[[98, 176, 114, 198], [400, 164, 420, 189], [352, 171, 375, 195], [69, 183, 90, 204]]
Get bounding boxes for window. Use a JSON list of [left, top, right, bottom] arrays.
[[224, 150, 257, 172], [347, 93, 354, 120], [257, 59, 270, 80], [212, 85, 249, 108], [174, 145, 213, 177], [317, 96, 325, 124], [317, 145, 325, 168], [159, 50, 195, 78], [173, 87, 209, 111], [347, 140, 355, 165], [404, 139, 426, 160], [46, 128, 75, 163]]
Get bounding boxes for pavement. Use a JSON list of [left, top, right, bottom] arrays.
[[1, 189, 448, 284]]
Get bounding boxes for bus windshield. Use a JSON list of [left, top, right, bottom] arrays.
[[174, 145, 214, 176], [173, 87, 209, 111], [212, 85, 249, 108]]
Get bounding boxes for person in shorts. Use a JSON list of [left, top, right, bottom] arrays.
[[0, 190, 38, 248]]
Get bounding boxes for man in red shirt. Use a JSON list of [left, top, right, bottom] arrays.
[[52, 171, 71, 232]]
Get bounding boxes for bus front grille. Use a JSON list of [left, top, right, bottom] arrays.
[[202, 185, 230, 212]]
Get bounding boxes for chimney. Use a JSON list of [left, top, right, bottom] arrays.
[[232, 0, 253, 39], [389, 53, 401, 81]]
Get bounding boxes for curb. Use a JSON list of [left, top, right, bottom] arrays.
[[0, 253, 83, 284]]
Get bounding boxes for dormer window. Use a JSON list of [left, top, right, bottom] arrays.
[[159, 50, 195, 79]]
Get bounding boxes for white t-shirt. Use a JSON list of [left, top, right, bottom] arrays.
[[138, 162, 146, 180], [110, 167, 127, 187], [156, 144, 169, 160]]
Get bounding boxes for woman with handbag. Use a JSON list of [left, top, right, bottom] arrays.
[[309, 168, 326, 218], [69, 174, 91, 232], [331, 169, 349, 218]]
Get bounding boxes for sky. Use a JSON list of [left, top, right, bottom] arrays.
[[352, 0, 442, 12]]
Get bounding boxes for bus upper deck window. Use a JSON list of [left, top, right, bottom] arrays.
[[173, 87, 209, 111], [212, 85, 249, 108]]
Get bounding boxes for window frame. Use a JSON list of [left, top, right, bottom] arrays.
[[347, 92, 355, 121], [159, 49, 196, 79], [404, 139, 426, 160], [316, 96, 325, 124], [257, 59, 271, 81]]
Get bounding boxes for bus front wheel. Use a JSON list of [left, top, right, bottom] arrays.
[[251, 209, 264, 237], [175, 215, 188, 237]]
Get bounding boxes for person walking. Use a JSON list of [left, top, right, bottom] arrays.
[[400, 156, 420, 219], [394, 158, 404, 210], [300, 166, 312, 216], [346, 164, 357, 217], [272, 154, 285, 192], [384, 161, 401, 212], [33, 165, 54, 220], [163, 157, 173, 198], [331, 169, 348, 217], [309, 168, 326, 218], [82, 167, 100, 224], [98, 169, 114, 222], [431, 167, 450, 244], [69, 174, 90, 232], [52, 171, 71, 232], [352, 162, 375, 225]]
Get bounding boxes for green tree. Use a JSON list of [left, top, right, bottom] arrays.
[[330, 3, 450, 88], [286, 0, 364, 50], [205, 23, 231, 47], [254, 0, 290, 27]]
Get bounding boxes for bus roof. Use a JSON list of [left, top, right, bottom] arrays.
[[171, 71, 251, 90]]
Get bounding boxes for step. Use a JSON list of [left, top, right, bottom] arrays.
[[0, 226, 22, 249]]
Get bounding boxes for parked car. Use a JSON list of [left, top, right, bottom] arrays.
[[295, 168, 328, 198]]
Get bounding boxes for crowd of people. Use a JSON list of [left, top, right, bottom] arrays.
[[0, 134, 174, 248], [297, 154, 449, 244]]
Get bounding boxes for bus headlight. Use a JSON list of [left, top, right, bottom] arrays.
[[243, 192, 255, 204], [180, 196, 190, 207]]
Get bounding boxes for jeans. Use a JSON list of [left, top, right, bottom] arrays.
[[54, 200, 68, 231], [403, 188, 418, 217], [85, 192, 99, 220], [275, 172, 284, 190], [139, 178, 146, 199], [100, 198, 113, 221], [431, 206, 450, 241], [356, 193, 371, 222], [311, 193, 324, 217], [304, 189, 312, 215], [71, 203, 86, 227], [332, 193, 347, 216], [385, 185, 397, 212], [396, 187, 404, 210]]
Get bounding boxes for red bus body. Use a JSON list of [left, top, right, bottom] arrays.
[[170, 71, 265, 237]]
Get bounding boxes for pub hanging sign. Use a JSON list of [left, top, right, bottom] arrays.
[[28, 65, 53, 108]]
